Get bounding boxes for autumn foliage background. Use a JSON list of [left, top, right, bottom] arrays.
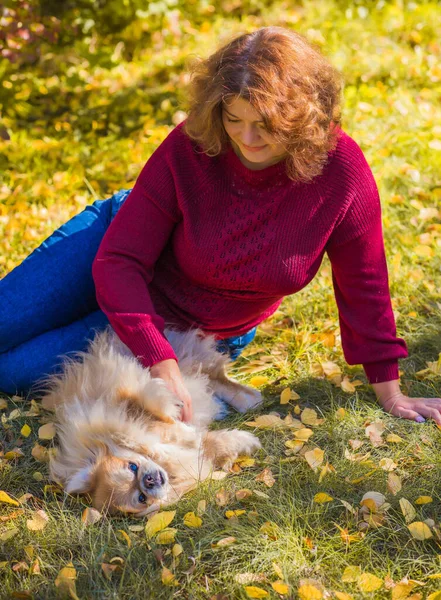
[[1, 0, 441, 599]]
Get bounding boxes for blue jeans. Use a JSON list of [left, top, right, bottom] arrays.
[[0, 189, 256, 396]]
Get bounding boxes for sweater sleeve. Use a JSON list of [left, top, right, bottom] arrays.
[[326, 152, 408, 384], [92, 132, 182, 368]]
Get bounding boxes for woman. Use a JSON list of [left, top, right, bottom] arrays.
[[1, 26, 440, 424]]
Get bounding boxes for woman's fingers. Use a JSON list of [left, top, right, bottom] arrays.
[[415, 402, 441, 425]]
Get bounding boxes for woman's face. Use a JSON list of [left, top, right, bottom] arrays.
[[221, 97, 287, 169]]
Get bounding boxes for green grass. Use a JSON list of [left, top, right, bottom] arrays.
[[2, 1, 441, 598]]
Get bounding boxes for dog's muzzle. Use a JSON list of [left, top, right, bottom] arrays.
[[142, 468, 167, 492]]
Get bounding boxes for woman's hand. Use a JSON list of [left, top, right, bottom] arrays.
[[150, 359, 193, 423], [372, 379, 441, 424]]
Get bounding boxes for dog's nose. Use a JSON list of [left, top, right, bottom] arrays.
[[143, 469, 166, 489]]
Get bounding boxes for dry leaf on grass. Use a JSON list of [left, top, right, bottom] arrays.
[[20, 424, 31, 437], [161, 566, 179, 586], [183, 511, 202, 528], [38, 422, 56, 440], [255, 468, 275, 488], [55, 563, 79, 600], [235, 573, 268, 585], [145, 511, 176, 538], [408, 522, 433, 540], [26, 510, 49, 531], [415, 496, 432, 505], [0, 491, 19, 506], [215, 488, 230, 506], [156, 528, 177, 544], [400, 498, 416, 523], [272, 581, 289, 594], [314, 493, 333, 503], [297, 583, 323, 599], [341, 565, 362, 582], [81, 508, 102, 526], [387, 473, 402, 496], [214, 536, 236, 547], [358, 573, 383, 592], [304, 448, 324, 472], [244, 586, 268, 598], [365, 421, 385, 447], [301, 408, 323, 426]]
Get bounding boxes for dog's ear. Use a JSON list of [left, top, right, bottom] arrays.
[[65, 464, 95, 494]]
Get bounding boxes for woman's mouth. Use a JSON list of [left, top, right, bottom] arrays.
[[241, 143, 267, 153]]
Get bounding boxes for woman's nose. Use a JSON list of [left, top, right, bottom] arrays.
[[241, 126, 263, 146]]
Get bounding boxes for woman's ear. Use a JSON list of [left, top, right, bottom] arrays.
[[64, 464, 96, 494]]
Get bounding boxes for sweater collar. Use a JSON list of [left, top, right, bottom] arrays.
[[224, 143, 289, 187]]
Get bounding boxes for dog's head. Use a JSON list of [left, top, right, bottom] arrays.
[[63, 448, 170, 517]]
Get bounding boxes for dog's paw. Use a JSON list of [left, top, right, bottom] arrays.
[[218, 430, 262, 470], [232, 429, 262, 456], [158, 395, 184, 423], [226, 386, 263, 413]]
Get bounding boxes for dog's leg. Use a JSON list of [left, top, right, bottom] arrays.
[[116, 379, 183, 424], [202, 429, 261, 470], [208, 365, 263, 413]]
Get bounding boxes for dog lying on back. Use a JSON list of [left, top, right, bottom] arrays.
[[41, 328, 262, 516]]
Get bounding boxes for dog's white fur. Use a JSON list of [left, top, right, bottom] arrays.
[[41, 327, 262, 516]]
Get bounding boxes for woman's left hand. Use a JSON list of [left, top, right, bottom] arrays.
[[377, 392, 441, 425]]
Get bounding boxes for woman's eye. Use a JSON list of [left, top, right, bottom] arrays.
[[138, 493, 147, 503], [227, 118, 240, 123], [128, 463, 138, 473]]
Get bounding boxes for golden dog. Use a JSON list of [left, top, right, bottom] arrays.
[[41, 328, 262, 516]]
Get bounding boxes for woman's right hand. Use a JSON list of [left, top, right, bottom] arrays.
[[150, 359, 193, 423]]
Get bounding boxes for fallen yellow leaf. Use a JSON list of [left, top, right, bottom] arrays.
[[225, 509, 246, 519], [334, 592, 354, 600], [400, 498, 416, 524], [386, 433, 404, 443], [183, 511, 202, 528], [38, 422, 56, 440], [116, 529, 131, 547], [392, 582, 418, 600], [358, 572, 383, 592], [415, 496, 433, 505], [156, 528, 177, 544], [341, 566, 362, 583], [255, 468, 275, 488], [249, 376, 269, 388], [298, 583, 323, 599], [294, 428, 314, 441], [314, 493, 333, 504], [387, 473, 402, 496], [335, 407, 346, 420], [215, 536, 236, 546], [301, 408, 322, 426], [0, 491, 19, 506], [21, 424, 31, 437], [55, 563, 79, 600], [280, 388, 292, 404], [408, 522, 433, 540], [304, 448, 324, 472], [145, 511, 176, 538], [272, 581, 289, 594], [341, 377, 355, 393], [161, 566, 179, 586], [245, 586, 268, 598], [0, 527, 19, 542], [26, 510, 49, 531]]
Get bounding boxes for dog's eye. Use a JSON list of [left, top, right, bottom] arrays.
[[128, 462, 138, 474], [138, 493, 147, 504]]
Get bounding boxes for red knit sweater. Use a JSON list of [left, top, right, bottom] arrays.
[[92, 121, 408, 383]]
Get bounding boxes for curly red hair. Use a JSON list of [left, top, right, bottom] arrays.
[[182, 26, 342, 182]]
